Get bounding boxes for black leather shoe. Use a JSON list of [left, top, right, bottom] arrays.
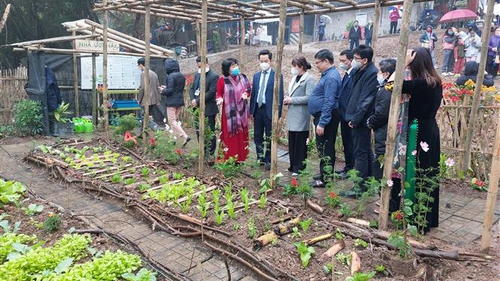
[[265, 162, 271, 170]]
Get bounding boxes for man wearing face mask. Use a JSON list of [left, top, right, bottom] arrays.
[[342, 45, 378, 198], [335, 49, 356, 180], [348, 20, 362, 51], [250, 49, 284, 170], [308, 49, 342, 187], [189, 56, 219, 156]]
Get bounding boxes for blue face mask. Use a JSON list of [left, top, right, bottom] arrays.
[[231, 67, 240, 76]]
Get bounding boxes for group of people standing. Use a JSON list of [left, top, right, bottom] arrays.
[[139, 45, 442, 233]]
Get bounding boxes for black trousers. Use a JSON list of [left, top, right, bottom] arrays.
[[195, 114, 217, 156], [254, 105, 272, 163], [319, 33, 324, 41], [340, 119, 354, 172], [352, 125, 373, 180], [288, 131, 309, 173], [313, 110, 341, 181], [390, 22, 398, 34], [486, 55, 498, 78]]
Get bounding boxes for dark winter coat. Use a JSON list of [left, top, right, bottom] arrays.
[[46, 67, 62, 112], [162, 58, 186, 107], [367, 84, 391, 155], [403, 78, 443, 232], [189, 68, 220, 116], [455, 61, 494, 87], [345, 62, 378, 127], [348, 26, 361, 41], [365, 24, 373, 40]]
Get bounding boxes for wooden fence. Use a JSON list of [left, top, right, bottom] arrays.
[[0, 67, 28, 125], [437, 93, 500, 180]]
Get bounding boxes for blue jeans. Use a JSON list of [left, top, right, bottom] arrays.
[[442, 49, 454, 72], [350, 39, 359, 50]]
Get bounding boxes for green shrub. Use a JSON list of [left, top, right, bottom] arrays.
[[114, 114, 140, 136], [13, 99, 43, 136]]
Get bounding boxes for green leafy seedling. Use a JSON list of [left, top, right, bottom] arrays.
[[247, 218, 256, 239], [354, 238, 368, 249], [298, 218, 313, 232], [294, 241, 315, 267], [291, 226, 302, 239], [259, 194, 267, 209], [375, 264, 386, 273], [24, 204, 44, 216], [336, 252, 351, 266]]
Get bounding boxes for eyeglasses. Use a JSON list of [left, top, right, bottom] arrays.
[[353, 56, 363, 61], [315, 60, 325, 65]]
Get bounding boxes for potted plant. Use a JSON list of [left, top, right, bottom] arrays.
[[49, 101, 73, 136]]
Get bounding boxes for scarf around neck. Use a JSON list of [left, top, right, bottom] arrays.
[[223, 74, 250, 136]]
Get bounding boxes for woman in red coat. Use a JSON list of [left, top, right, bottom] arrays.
[[216, 58, 251, 163]]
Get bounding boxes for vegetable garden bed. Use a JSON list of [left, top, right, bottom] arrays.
[[18, 137, 498, 281]]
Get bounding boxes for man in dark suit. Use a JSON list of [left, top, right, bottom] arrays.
[[343, 45, 378, 198], [189, 56, 219, 156], [250, 49, 284, 170], [336, 49, 355, 179]]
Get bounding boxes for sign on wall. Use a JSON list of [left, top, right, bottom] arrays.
[[80, 55, 141, 90], [75, 40, 120, 53]]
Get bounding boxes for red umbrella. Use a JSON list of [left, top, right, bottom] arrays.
[[439, 9, 477, 23]]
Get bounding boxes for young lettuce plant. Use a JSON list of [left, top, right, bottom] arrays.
[[298, 218, 313, 232], [240, 188, 251, 214], [294, 241, 315, 267]]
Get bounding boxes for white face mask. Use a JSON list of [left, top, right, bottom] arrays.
[[339, 62, 349, 71], [291, 67, 299, 76], [352, 60, 362, 69], [260, 62, 271, 72], [377, 74, 385, 85], [197, 67, 209, 73]]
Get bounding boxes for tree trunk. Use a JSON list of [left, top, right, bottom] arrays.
[[0, 4, 11, 33]]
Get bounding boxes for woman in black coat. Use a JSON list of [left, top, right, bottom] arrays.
[[162, 58, 190, 146], [390, 47, 443, 233]]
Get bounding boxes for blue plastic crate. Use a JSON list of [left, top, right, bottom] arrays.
[[111, 100, 141, 109]]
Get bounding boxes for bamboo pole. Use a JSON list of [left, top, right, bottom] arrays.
[[371, 0, 381, 60], [298, 9, 304, 54], [270, 0, 287, 189], [198, 0, 208, 173], [195, 20, 201, 57], [102, 0, 109, 131], [72, 31, 80, 117], [463, 0, 495, 174], [378, 0, 413, 229], [142, 2, 151, 140], [82, 20, 172, 55], [239, 16, 245, 72], [92, 54, 97, 125], [481, 110, 500, 250], [480, 0, 500, 253]]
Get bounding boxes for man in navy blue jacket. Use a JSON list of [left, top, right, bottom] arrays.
[[336, 49, 356, 179], [343, 45, 378, 197], [250, 49, 284, 170], [308, 49, 342, 187]]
